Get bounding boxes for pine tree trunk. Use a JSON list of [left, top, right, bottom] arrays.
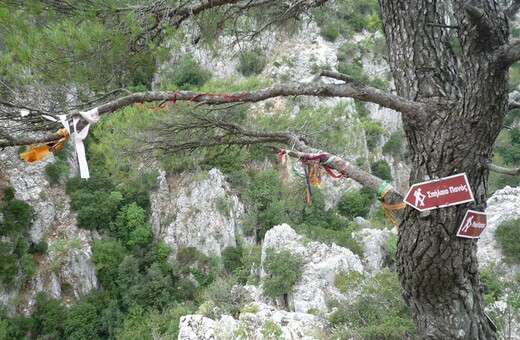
[[378, 0, 509, 338]]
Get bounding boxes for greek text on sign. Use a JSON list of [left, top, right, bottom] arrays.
[[457, 210, 487, 239], [404, 173, 474, 211]]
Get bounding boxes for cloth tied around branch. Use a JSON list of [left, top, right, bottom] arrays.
[[377, 180, 406, 225], [19, 128, 69, 162], [19, 108, 99, 179]]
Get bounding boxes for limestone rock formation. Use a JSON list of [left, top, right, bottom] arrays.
[[0, 148, 98, 314], [150, 168, 253, 258], [262, 224, 363, 313]]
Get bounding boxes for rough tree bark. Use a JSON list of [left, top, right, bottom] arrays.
[[379, 0, 509, 338]]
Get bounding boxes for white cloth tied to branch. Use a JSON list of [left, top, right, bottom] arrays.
[[59, 108, 99, 179]]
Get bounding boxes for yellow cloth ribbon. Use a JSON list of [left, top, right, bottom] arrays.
[[19, 128, 70, 163]]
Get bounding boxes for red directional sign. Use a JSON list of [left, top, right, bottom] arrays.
[[457, 210, 487, 239], [404, 173, 474, 211]]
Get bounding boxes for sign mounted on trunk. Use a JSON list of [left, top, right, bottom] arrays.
[[404, 173, 474, 211], [457, 210, 487, 239]]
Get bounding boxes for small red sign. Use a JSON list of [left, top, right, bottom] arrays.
[[404, 173, 474, 211], [457, 210, 487, 238]]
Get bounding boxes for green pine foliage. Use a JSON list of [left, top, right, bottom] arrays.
[[0, 2, 156, 92]]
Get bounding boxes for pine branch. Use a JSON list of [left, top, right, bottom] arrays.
[[265, 146, 405, 206], [0, 80, 423, 148], [486, 162, 520, 175]]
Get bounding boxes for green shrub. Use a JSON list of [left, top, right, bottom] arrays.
[[66, 171, 115, 195], [384, 232, 398, 266], [242, 170, 294, 239], [0, 194, 34, 236], [111, 203, 154, 250], [479, 268, 505, 305], [177, 247, 220, 287], [201, 277, 251, 319], [165, 302, 197, 338], [362, 118, 385, 151], [262, 248, 304, 299], [320, 23, 340, 42], [1, 314, 32, 340], [237, 47, 267, 76], [45, 157, 69, 185], [495, 218, 520, 263], [2, 187, 15, 201], [234, 245, 262, 285], [370, 160, 393, 180], [169, 54, 211, 89], [261, 320, 283, 339], [222, 246, 243, 274], [337, 42, 358, 63], [29, 240, 48, 254], [337, 187, 375, 220], [141, 263, 174, 310], [334, 270, 365, 293], [494, 128, 520, 165], [32, 293, 65, 340], [19, 254, 36, 280], [91, 238, 128, 294], [74, 190, 121, 230], [0, 252, 19, 288], [329, 269, 416, 339], [383, 130, 406, 158], [64, 301, 102, 340]]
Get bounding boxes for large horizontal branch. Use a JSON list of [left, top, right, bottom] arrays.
[[0, 80, 422, 148], [127, 109, 405, 208], [267, 146, 405, 209], [486, 162, 520, 175]]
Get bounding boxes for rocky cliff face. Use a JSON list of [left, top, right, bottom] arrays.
[[178, 185, 520, 339], [178, 223, 387, 339], [0, 148, 97, 315], [479, 186, 520, 271], [261, 224, 363, 313], [150, 168, 254, 258]]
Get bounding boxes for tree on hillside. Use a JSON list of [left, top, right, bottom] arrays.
[[1, 0, 520, 338]]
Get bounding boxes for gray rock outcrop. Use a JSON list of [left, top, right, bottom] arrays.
[[150, 168, 252, 258], [0, 147, 98, 314], [262, 224, 363, 313]]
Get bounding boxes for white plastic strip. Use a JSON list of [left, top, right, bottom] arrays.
[[71, 108, 99, 179], [20, 109, 30, 117], [58, 115, 70, 135]]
